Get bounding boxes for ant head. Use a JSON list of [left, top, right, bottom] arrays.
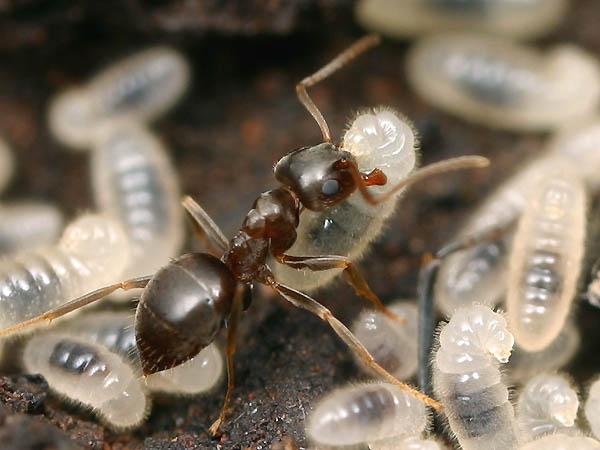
[[274, 143, 358, 211]]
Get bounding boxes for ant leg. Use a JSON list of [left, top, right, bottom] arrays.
[[182, 195, 228, 256], [266, 278, 443, 411], [297, 35, 380, 143], [0, 276, 151, 337], [276, 254, 402, 322], [209, 285, 245, 436]]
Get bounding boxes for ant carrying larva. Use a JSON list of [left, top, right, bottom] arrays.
[[0, 35, 489, 435]]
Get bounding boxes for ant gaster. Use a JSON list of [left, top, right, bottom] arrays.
[[1, 35, 488, 435]]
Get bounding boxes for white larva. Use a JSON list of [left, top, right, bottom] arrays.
[[405, 34, 600, 131], [0, 214, 130, 330], [23, 332, 148, 429], [433, 305, 520, 450], [356, 0, 568, 40], [369, 435, 448, 450], [48, 46, 190, 149], [0, 202, 64, 254], [519, 434, 600, 450], [274, 108, 417, 291], [66, 310, 223, 395], [91, 121, 184, 285], [506, 172, 586, 352], [517, 374, 579, 441], [352, 300, 418, 380], [584, 378, 600, 440], [306, 381, 427, 448], [0, 137, 14, 194]]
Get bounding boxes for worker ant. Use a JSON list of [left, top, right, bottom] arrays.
[[0, 35, 488, 435]]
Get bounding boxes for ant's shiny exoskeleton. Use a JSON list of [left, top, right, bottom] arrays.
[[0, 35, 488, 435]]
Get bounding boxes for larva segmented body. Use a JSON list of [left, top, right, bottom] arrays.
[[585, 378, 600, 440], [356, 0, 568, 40], [0, 214, 129, 330], [517, 374, 579, 441], [23, 332, 148, 429], [352, 300, 418, 380], [433, 305, 520, 450], [0, 137, 14, 194], [274, 108, 417, 291], [406, 34, 600, 131], [49, 47, 190, 149], [66, 311, 223, 395], [507, 172, 586, 352], [91, 121, 184, 283], [0, 202, 64, 254], [519, 434, 600, 450], [306, 381, 427, 448]]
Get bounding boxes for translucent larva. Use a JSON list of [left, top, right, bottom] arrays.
[[352, 300, 418, 380], [369, 435, 447, 450], [274, 108, 417, 291], [356, 0, 568, 40], [306, 381, 427, 448], [506, 172, 586, 352], [517, 374, 579, 441], [66, 310, 223, 395], [405, 34, 600, 131], [0, 202, 64, 254], [0, 137, 14, 194], [23, 332, 148, 429], [91, 121, 184, 284], [48, 46, 190, 149], [433, 305, 520, 450], [0, 214, 130, 330], [519, 434, 600, 450], [584, 378, 600, 440]]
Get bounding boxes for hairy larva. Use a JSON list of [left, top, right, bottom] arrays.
[[433, 305, 520, 450], [306, 381, 428, 448], [48, 46, 190, 149], [23, 332, 148, 429], [352, 300, 418, 380], [0, 202, 64, 254], [356, 0, 568, 40], [506, 172, 586, 352], [517, 374, 579, 441], [519, 434, 600, 450], [406, 34, 600, 131], [584, 378, 600, 440], [0, 137, 14, 194]]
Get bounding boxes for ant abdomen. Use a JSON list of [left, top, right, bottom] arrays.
[[91, 121, 184, 286], [48, 47, 190, 149], [0, 214, 129, 330], [306, 381, 428, 448], [507, 172, 586, 352], [23, 332, 149, 429], [433, 305, 520, 450]]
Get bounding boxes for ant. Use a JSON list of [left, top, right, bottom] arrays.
[[0, 35, 488, 435]]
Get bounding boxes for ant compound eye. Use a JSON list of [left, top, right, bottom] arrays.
[[321, 179, 340, 196]]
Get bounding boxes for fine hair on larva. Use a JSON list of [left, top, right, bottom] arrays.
[[0, 202, 64, 255], [433, 304, 520, 450], [506, 170, 587, 352], [306, 381, 429, 448], [584, 377, 600, 440], [355, 0, 568, 40], [0, 214, 130, 331], [23, 331, 150, 430], [274, 107, 419, 292], [405, 33, 600, 131], [352, 300, 418, 380], [518, 434, 600, 450], [48, 46, 190, 150], [517, 373, 580, 441]]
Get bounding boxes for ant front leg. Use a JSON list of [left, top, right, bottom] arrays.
[[182, 195, 229, 257], [276, 254, 402, 322]]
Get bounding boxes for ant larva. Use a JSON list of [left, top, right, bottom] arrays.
[[305, 381, 428, 448], [405, 33, 600, 131], [0, 35, 489, 435], [355, 0, 568, 40], [517, 373, 579, 441], [520, 434, 600, 450], [48, 46, 190, 150], [585, 377, 600, 440], [369, 435, 448, 450]]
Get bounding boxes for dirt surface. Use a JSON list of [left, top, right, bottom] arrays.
[[0, 1, 600, 449]]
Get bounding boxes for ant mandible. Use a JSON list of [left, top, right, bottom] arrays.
[[0, 35, 488, 435]]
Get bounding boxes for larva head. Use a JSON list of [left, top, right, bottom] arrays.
[[48, 88, 97, 150], [135, 253, 236, 375], [274, 143, 359, 211]]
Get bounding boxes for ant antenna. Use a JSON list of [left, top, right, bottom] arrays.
[[296, 35, 381, 143]]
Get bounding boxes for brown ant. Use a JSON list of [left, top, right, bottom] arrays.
[[0, 35, 488, 435]]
